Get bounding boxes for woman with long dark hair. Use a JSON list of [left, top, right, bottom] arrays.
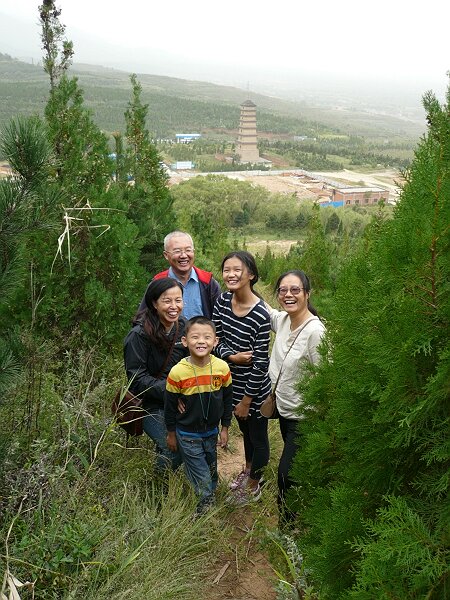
[[267, 270, 326, 526], [213, 251, 271, 504], [124, 278, 187, 472]]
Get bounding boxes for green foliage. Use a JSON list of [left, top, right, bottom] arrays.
[[264, 530, 317, 599], [0, 116, 55, 396], [260, 137, 414, 171], [39, 0, 74, 90], [42, 192, 147, 344], [288, 82, 450, 597], [296, 203, 332, 290], [171, 175, 270, 263], [5, 116, 145, 349], [1, 116, 51, 184], [344, 495, 449, 599], [120, 74, 175, 271], [13, 514, 104, 590], [45, 75, 112, 197], [0, 8, 150, 355], [257, 244, 302, 290], [325, 211, 341, 234]]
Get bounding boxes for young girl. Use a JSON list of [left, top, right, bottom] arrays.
[[212, 251, 271, 503]]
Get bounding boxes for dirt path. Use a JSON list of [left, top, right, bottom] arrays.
[[205, 440, 278, 600]]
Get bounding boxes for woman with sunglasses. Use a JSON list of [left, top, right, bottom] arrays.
[[267, 270, 326, 527]]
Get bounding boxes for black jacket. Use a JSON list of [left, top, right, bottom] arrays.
[[123, 318, 187, 410]]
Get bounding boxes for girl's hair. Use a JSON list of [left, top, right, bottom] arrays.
[[133, 278, 183, 347], [274, 270, 319, 317], [221, 251, 259, 291]]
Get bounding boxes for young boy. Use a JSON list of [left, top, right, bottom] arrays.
[[165, 316, 232, 513]]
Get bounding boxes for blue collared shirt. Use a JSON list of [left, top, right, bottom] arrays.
[[168, 267, 203, 319]]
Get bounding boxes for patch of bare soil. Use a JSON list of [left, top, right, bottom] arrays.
[[237, 174, 317, 198], [246, 239, 298, 256], [206, 440, 277, 600], [318, 168, 403, 194]]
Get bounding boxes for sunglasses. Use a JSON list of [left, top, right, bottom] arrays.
[[276, 286, 305, 296]]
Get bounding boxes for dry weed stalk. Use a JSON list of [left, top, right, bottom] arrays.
[[51, 203, 119, 272], [1, 496, 35, 600]]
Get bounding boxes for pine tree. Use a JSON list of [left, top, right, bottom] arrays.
[[122, 74, 175, 272], [289, 82, 449, 598], [0, 117, 53, 395], [6, 2, 148, 348], [39, 0, 73, 90]]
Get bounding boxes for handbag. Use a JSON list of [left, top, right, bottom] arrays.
[[111, 389, 144, 436], [112, 321, 179, 436], [260, 391, 279, 419], [261, 317, 317, 420]]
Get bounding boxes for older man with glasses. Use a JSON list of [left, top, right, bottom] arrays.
[[139, 231, 221, 319]]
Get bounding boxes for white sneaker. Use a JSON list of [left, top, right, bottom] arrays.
[[231, 483, 262, 506], [229, 469, 250, 491]]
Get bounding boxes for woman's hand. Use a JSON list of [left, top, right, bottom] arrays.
[[234, 396, 252, 419], [229, 351, 253, 365], [166, 431, 177, 452]]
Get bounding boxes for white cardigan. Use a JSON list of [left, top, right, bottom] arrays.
[[268, 309, 326, 420]]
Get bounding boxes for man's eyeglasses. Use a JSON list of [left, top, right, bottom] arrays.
[[277, 286, 304, 296], [165, 247, 195, 257]]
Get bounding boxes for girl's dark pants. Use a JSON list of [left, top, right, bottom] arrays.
[[236, 412, 269, 481]]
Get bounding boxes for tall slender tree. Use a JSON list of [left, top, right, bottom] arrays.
[[289, 82, 450, 598], [122, 73, 175, 271], [9, 2, 148, 347], [39, 0, 73, 90]]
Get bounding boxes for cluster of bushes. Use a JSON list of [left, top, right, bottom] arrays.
[[260, 137, 413, 170]]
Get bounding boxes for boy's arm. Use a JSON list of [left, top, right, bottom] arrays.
[[219, 426, 228, 448], [164, 367, 182, 431], [164, 388, 180, 451]]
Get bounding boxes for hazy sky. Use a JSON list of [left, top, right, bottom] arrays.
[[1, 0, 449, 90]]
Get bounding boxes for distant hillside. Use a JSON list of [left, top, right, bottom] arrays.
[[0, 52, 425, 144]]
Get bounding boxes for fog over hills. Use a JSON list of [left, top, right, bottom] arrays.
[[1, 7, 445, 129]]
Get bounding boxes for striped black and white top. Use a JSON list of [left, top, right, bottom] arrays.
[[213, 292, 271, 416]]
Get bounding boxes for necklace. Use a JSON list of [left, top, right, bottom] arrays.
[[190, 359, 213, 424]]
